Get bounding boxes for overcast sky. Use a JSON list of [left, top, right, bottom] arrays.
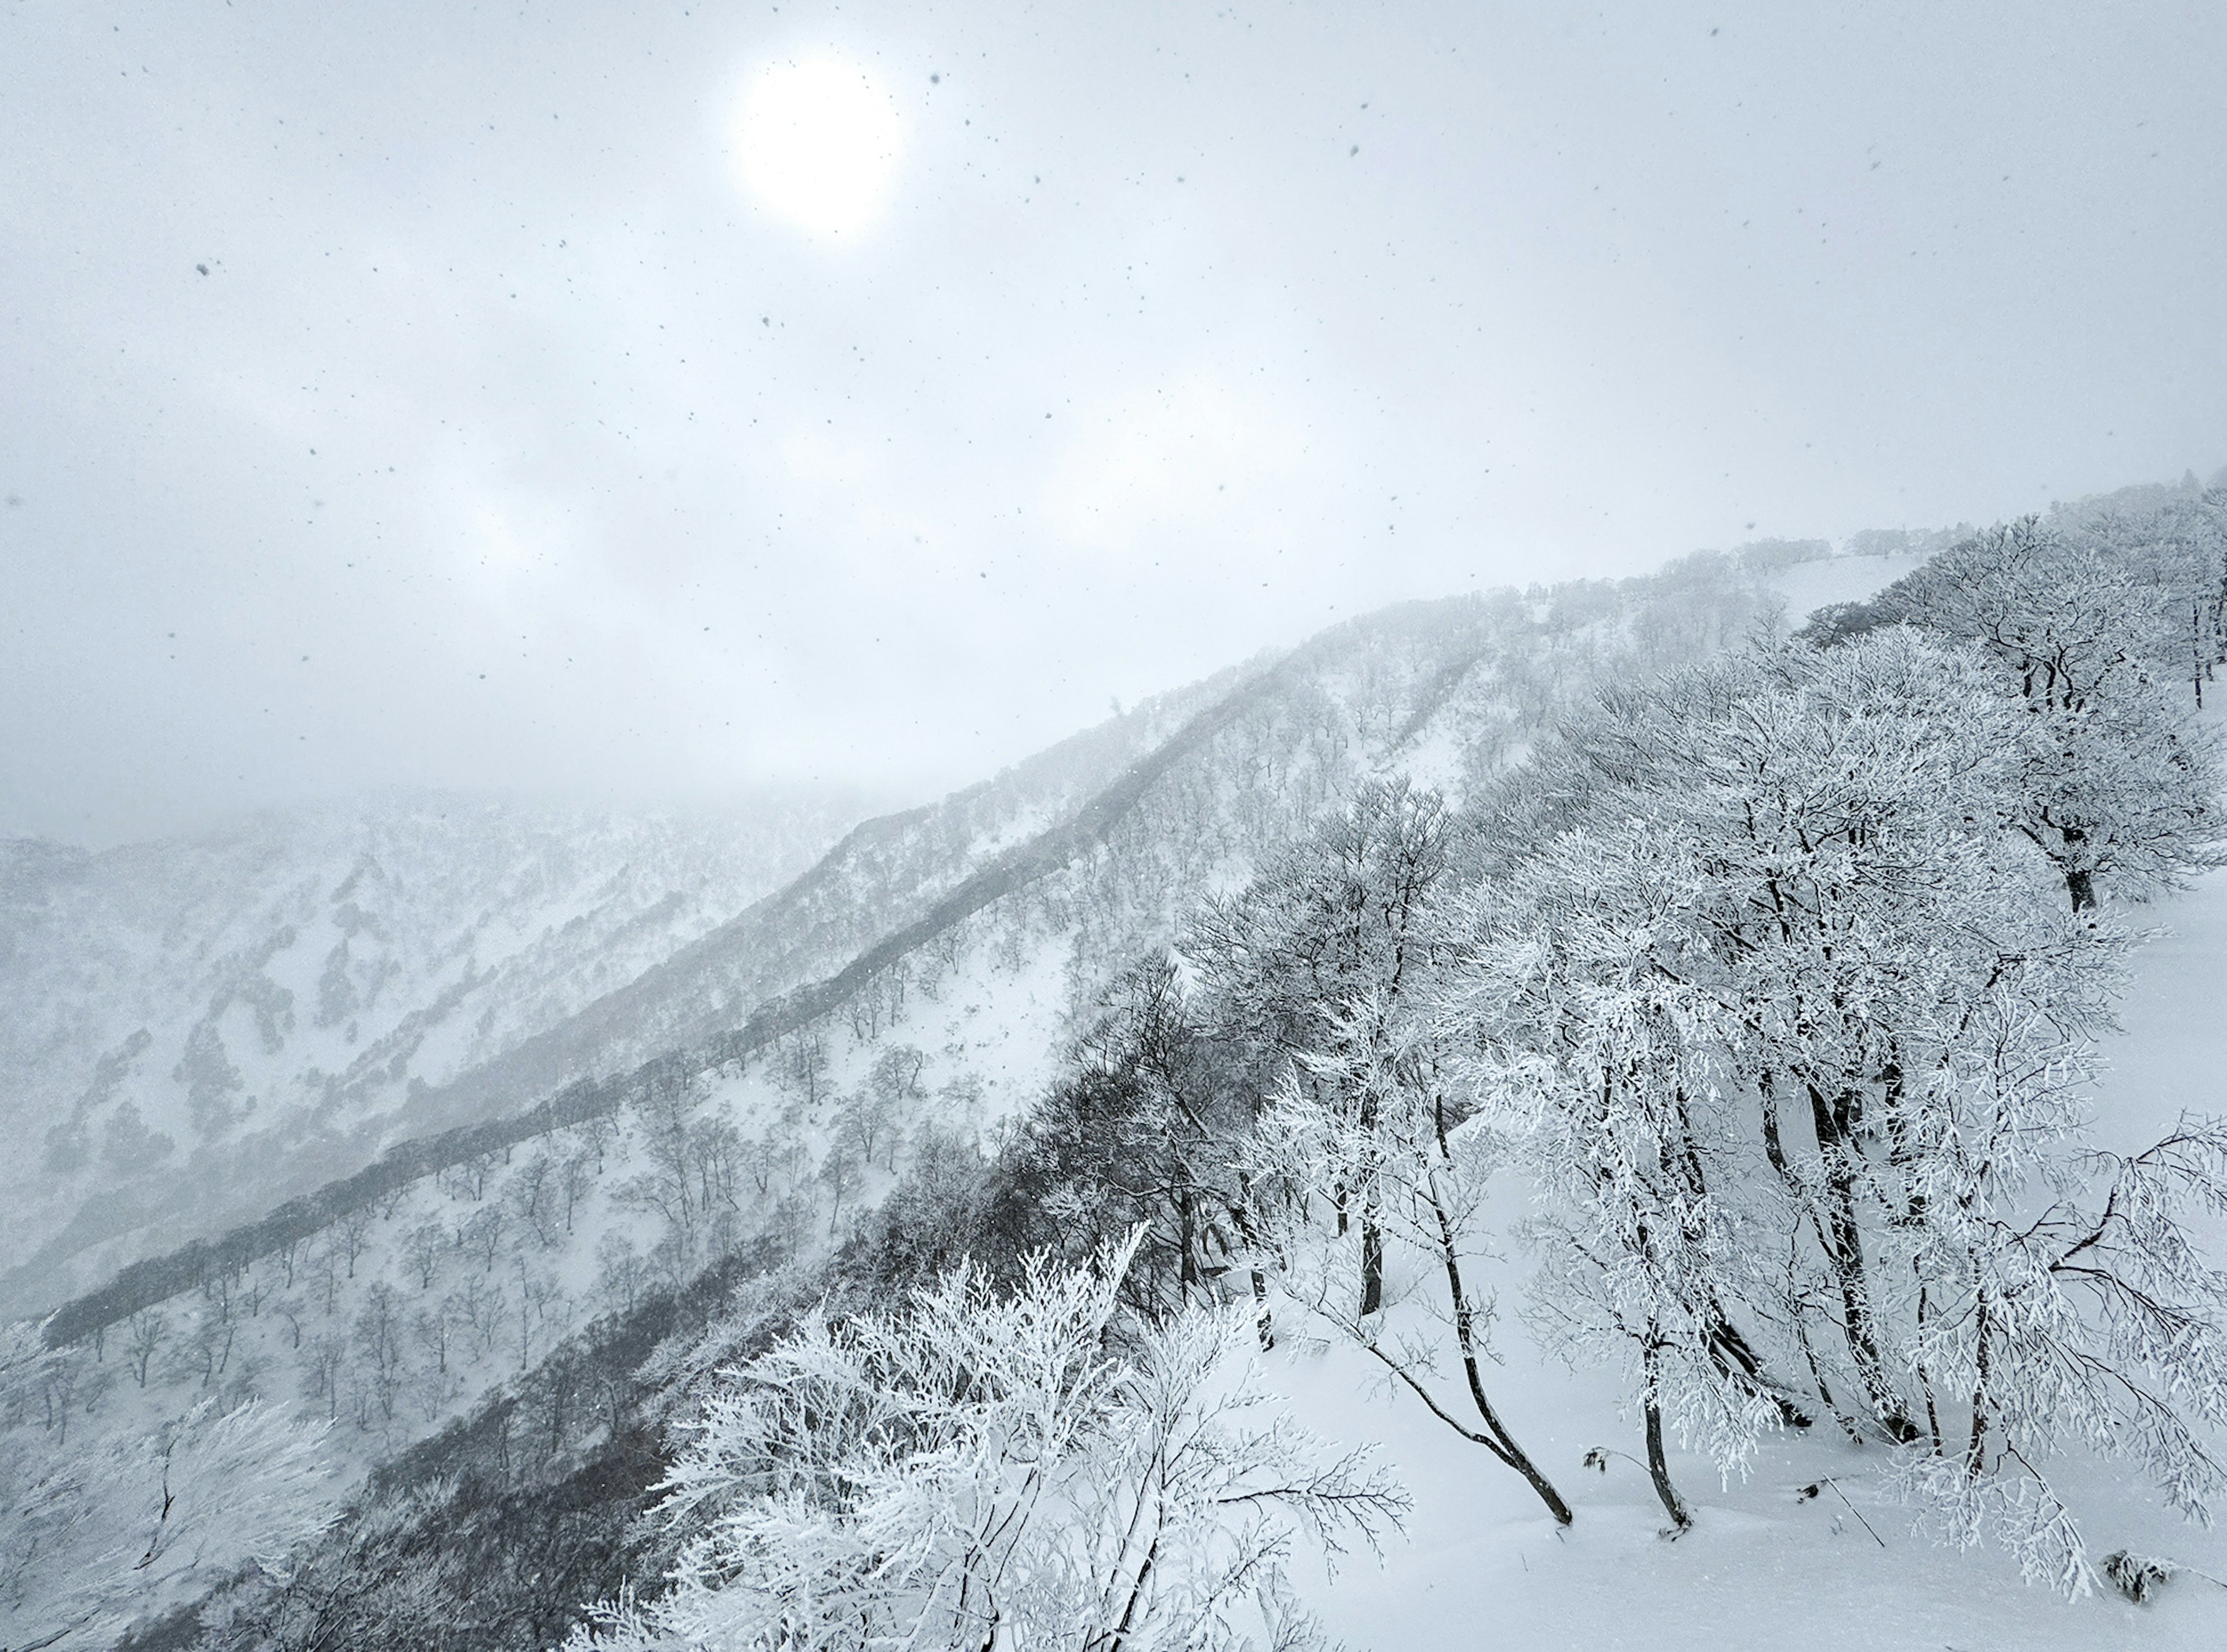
[[5, 1, 2224, 846]]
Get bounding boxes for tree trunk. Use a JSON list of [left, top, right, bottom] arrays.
[[1806, 1084, 1919, 1442], [1428, 1175, 1572, 1524], [1643, 1346, 1693, 1533], [1176, 1186, 1199, 1297], [1229, 1172, 1274, 1349], [1359, 1087, 1383, 1316], [2061, 825, 2095, 911], [1706, 1315, 1810, 1429]]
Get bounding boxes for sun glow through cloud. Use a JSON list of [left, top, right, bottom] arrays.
[[730, 56, 906, 238]]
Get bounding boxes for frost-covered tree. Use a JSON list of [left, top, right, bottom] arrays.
[[1514, 630, 2055, 1442], [1871, 516, 2224, 908], [2001, 667, 2222, 910], [2077, 489, 2227, 704], [1446, 626, 2227, 1581], [983, 955, 1265, 1330], [568, 1232, 1403, 1652], [1246, 991, 1573, 1526], [1884, 1109, 2227, 1593], [1448, 822, 1797, 1530], [1185, 779, 1461, 1354], [0, 1398, 338, 1650]]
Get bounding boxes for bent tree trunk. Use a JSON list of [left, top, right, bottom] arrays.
[[1643, 1344, 1694, 1533], [1426, 1172, 1573, 1524], [1705, 1313, 1811, 1430]]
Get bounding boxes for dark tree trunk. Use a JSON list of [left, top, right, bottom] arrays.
[[1229, 1173, 1274, 1349], [2061, 825, 2096, 911], [1644, 1348, 1693, 1533], [1806, 1084, 1920, 1443], [1706, 1316, 1811, 1429], [1431, 1184, 1572, 1524], [1176, 1186, 1199, 1296], [1758, 1070, 1864, 1439], [1359, 1087, 1383, 1315]]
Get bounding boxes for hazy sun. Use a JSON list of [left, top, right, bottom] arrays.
[[730, 56, 905, 238]]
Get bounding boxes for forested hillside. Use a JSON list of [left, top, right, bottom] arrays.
[[8, 480, 2227, 1652], [0, 793, 862, 1322]]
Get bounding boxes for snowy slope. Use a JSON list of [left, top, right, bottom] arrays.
[[1272, 868, 2227, 1652], [0, 791, 857, 1318]]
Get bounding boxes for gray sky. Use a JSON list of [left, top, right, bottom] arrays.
[[5, 1, 2224, 846]]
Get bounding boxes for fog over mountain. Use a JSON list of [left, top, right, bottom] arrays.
[[7, 6, 2227, 1652], [8, 2, 2226, 844]]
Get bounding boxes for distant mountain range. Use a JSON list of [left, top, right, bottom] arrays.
[[0, 792, 857, 1319]]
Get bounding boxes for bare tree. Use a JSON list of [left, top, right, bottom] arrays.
[[576, 1109, 619, 1175], [505, 1152, 561, 1248], [333, 1205, 376, 1279], [447, 1275, 507, 1364], [401, 1219, 447, 1291], [561, 1148, 595, 1233], [512, 1256, 567, 1373], [595, 1232, 650, 1317], [354, 1283, 407, 1425], [411, 1299, 455, 1378], [460, 1204, 506, 1274], [125, 1309, 169, 1389], [818, 1138, 864, 1237]]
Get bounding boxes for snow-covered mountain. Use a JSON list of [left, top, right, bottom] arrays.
[[0, 791, 861, 1319], [13, 542, 1924, 1331], [395, 543, 1921, 1137]]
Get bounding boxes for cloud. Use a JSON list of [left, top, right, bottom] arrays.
[[5, 1, 2225, 844], [1044, 371, 1314, 556]]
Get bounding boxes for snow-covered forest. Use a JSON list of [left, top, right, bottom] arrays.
[[8, 484, 2227, 1651]]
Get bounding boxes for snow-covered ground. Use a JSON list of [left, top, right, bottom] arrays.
[[1275, 868, 2227, 1651], [1769, 550, 1927, 619]]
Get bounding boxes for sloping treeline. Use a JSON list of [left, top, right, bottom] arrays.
[[39, 1063, 672, 1351], [39, 642, 1322, 1355]]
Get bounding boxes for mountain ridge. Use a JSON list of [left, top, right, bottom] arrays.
[[17, 543, 1904, 1341]]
